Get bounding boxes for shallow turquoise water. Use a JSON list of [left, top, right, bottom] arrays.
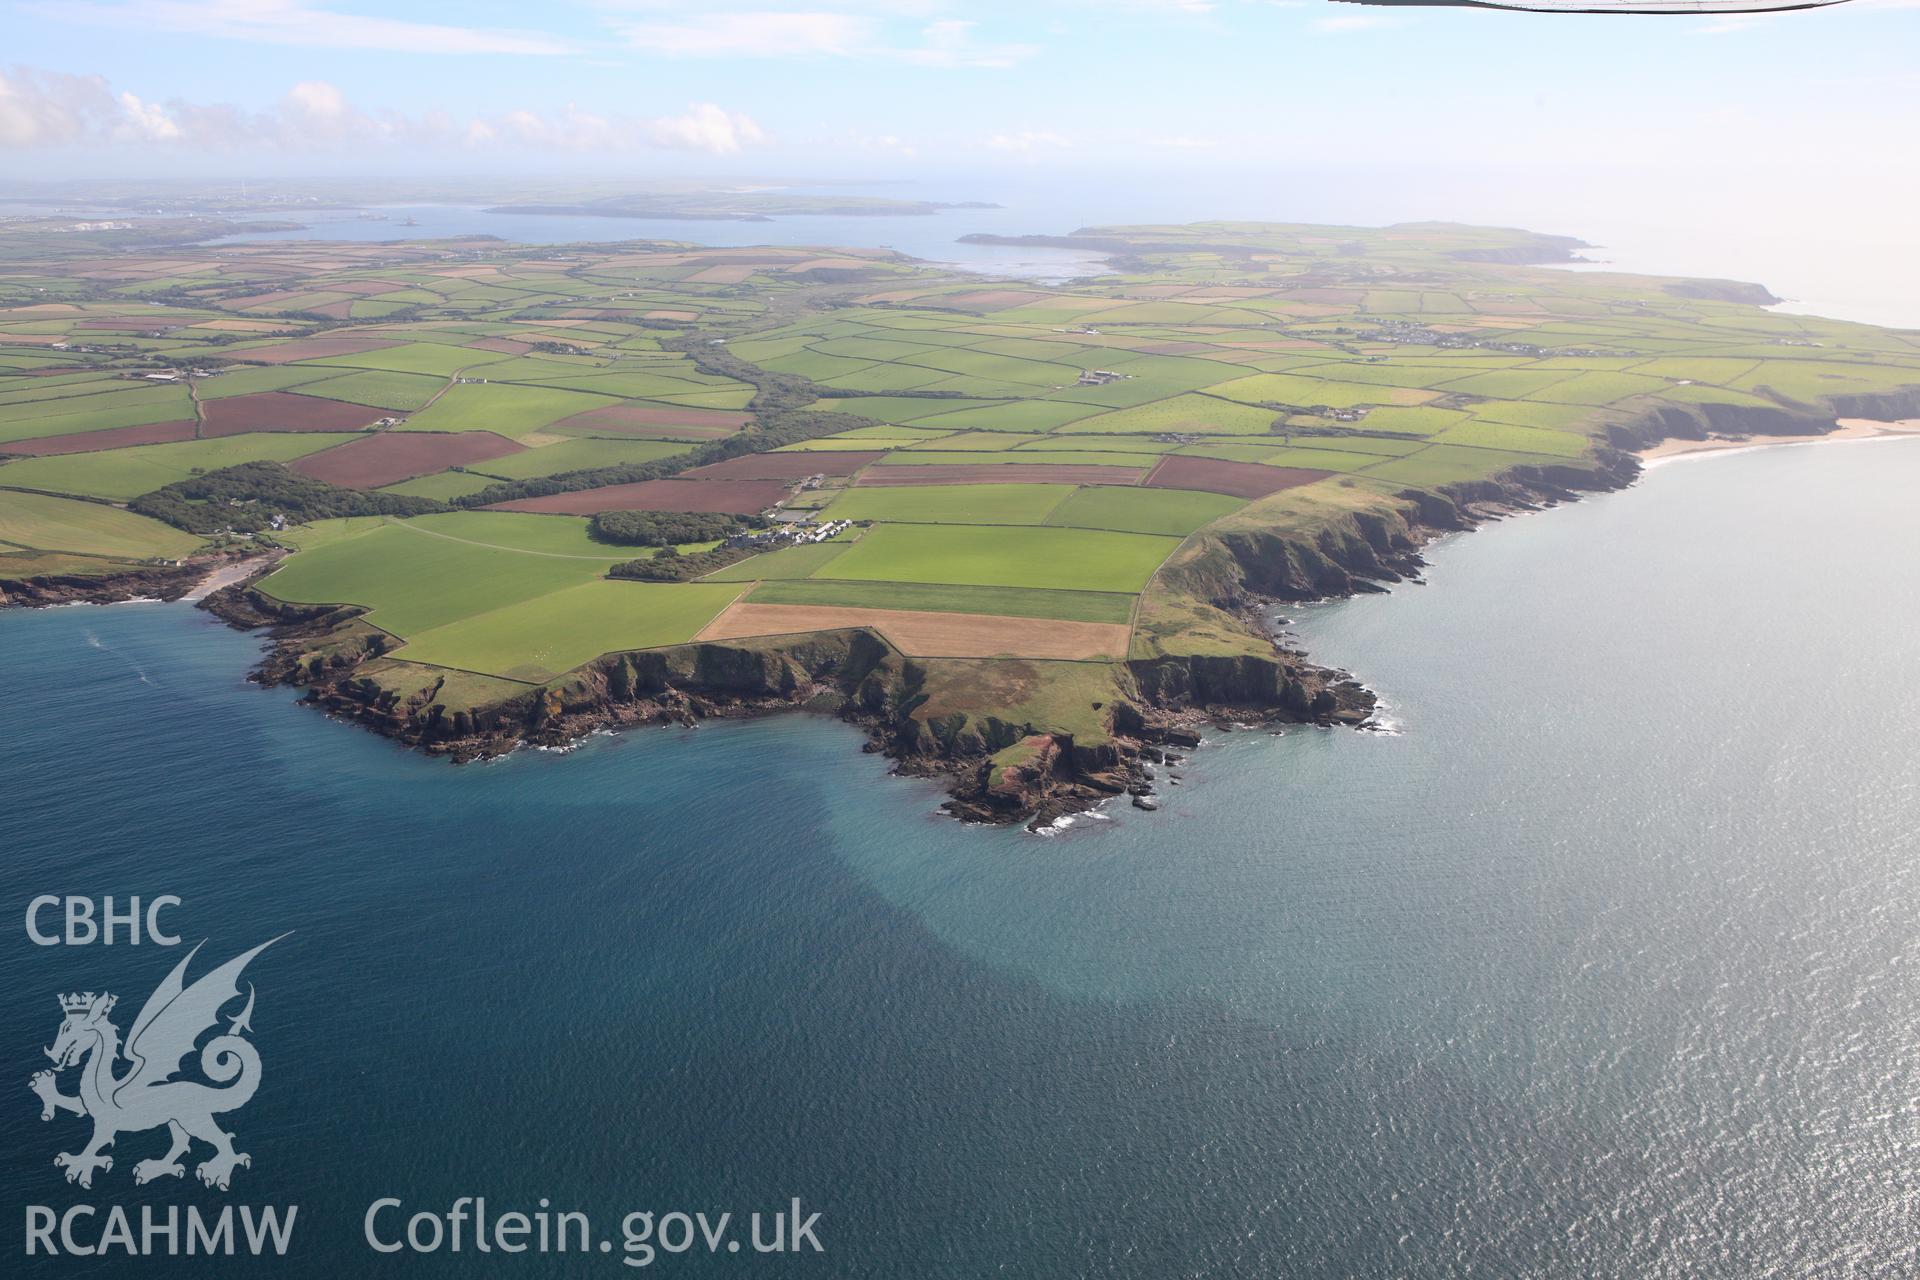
[[2, 439, 1917, 1276]]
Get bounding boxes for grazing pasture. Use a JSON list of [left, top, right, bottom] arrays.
[[2, 432, 358, 500], [1042, 485, 1244, 536], [0, 489, 202, 559], [487, 477, 791, 515], [398, 384, 620, 438], [396, 580, 744, 682], [855, 463, 1144, 487], [824, 483, 1073, 526], [827, 524, 1179, 594]]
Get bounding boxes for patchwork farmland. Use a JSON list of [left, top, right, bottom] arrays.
[[5, 221, 1919, 785]]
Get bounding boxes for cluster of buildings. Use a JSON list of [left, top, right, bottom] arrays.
[[1352, 320, 1629, 360], [1077, 369, 1125, 386], [725, 519, 853, 551]]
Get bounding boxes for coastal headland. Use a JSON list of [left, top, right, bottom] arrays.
[[5, 220, 1919, 826]]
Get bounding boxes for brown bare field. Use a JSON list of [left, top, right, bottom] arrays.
[[221, 289, 309, 309], [74, 317, 179, 330], [192, 318, 299, 333], [487, 476, 790, 515], [686, 265, 756, 284], [695, 602, 1132, 660], [201, 392, 384, 436], [643, 310, 699, 322], [228, 337, 403, 364], [683, 451, 884, 481], [550, 404, 749, 439], [941, 289, 1051, 310], [5, 420, 199, 455], [856, 463, 1145, 487], [1144, 456, 1330, 499], [288, 431, 523, 489], [786, 257, 876, 273]]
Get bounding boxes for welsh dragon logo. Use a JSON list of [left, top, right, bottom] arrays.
[[30, 937, 283, 1191]]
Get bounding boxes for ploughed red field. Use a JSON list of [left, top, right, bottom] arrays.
[[1142, 455, 1330, 500], [549, 404, 750, 440], [4, 420, 199, 455], [200, 391, 385, 437], [288, 431, 523, 489], [681, 451, 884, 481], [855, 463, 1146, 487], [486, 476, 791, 515]]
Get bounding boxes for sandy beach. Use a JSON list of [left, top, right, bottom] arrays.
[[1638, 418, 1920, 466], [183, 554, 278, 602]]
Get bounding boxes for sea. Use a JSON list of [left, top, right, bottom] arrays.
[[3, 436, 1917, 1276], [182, 173, 1920, 330]]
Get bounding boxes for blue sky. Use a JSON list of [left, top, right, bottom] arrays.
[[2, 0, 1917, 180]]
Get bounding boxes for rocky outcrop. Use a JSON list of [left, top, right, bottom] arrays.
[[0, 562, 204, 608], [1662, 279, 1782, 306]]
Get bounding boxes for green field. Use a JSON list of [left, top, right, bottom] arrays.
[[309, 342, 488, 377], [701, 542, 851, 581], [0, 386, 195, 445], [293, 370, 447, 411], [0, 432, 357, 500], [823, 484, 1073, 525], [1055, 394, 1281, 436], [826, 524, 1179, 594], [397, 383, 621, 437], [258, 522, 612, 635], [0, 490, 202, 559], [1042, 486, 1244, 535], [395, 580, 743, 682], [395, 511, 628, 559]]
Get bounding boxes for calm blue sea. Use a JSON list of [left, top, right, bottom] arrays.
[[3, 438, 1918, 1276]]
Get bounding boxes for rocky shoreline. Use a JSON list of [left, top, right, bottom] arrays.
[[0, 560, 208, 608], [14, 388, 1920, 830]]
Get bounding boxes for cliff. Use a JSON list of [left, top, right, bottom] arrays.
[[188, 385, 1918, 831], [0, 561, 205, 608]]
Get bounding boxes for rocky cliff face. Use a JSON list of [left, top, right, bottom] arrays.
[[0, 562, 203, 608], [182, 382, 1920, 829]]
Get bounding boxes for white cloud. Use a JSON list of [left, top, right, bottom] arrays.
[[984, 129, 1069, 152], [645, 103, 770, 153], [115, 91, 184, 142], [27, 0, 577, 56], [0, 68, 119, 148], [611, 7, 1034, 66], [615, 11, 867, 57], [0, 66, 768, 156]]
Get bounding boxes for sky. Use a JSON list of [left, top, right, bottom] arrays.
[[3, 0, 1918, 325], [1, 0, 1917, 181]]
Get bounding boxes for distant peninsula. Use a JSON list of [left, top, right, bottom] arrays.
[[488, 197, 1001, 222]]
